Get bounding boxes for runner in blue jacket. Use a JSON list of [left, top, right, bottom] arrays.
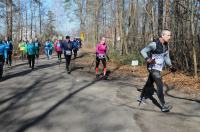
[[0, 39, 7, 79]]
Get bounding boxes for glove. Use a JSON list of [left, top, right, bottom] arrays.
[[170, 66, 177, 73], [146, 58, 156, 64]]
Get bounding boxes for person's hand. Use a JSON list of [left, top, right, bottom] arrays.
[[146, 58, 156, 64], [170, 66, 177, 73]]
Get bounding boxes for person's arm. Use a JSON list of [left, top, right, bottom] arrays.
[[105, 44, 110, 60], [164, 49, 177, 72], [96, 44, 99, 55], [140, 42, 156, 60], [10, 42, 13, 51], [4, 46, 7, 60], [164, 51, 172, 67]]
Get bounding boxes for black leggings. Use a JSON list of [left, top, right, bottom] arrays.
[[57, 51, 62, 61], [0, 55, 4, 78], [141, 69, 165, 106], [73, 49, 78, 58], [65, 55, 71, 71], [6, 51, 12, 66], [96, 57, 106, 68], [27, 55, 35, 69], [140, 73, 155, 99]]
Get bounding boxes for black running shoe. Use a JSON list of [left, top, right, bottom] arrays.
[[161, 104, 172, 112]]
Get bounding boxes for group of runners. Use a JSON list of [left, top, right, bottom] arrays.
[[0, 29, 177, 112]]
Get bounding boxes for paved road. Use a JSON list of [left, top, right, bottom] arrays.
[[0, 53, 199, 132]]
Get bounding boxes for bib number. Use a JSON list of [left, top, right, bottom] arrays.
[[65, 50, 71, 55], [98, 54, 105, 59]]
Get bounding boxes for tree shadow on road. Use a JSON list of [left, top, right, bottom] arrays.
[[0, 74, 65, 132], [165, 84, 200, 103], [2, 62, 59, 81], [10, 62, 28, 69], [15, 78, 101, 132], [70, 66, 84, 73]]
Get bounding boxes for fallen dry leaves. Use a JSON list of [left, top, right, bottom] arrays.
[[78, 48, 200, 96]]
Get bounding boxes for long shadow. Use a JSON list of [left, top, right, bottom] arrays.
[[70, 66, 84, 72], [2, 69, 32, 81], [72, 52, 89, 60], [165, 84, 200, 103], [16, 78, 101, 132], [0, 75, 65, 132], [2, 62, 59, 81], [10, 62, 28, 69], [0, 75, 50, 105], [0, 78, 42, 114]]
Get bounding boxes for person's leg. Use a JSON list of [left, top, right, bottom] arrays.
[[57, 52, 59, 60], [20, 51, 23, 61], [73, 49, 77, 58], [32, 55, 35, 69], [59, 51, 62, 61], [37, 48, 39, 59], [48, 49, 50, 59], [102, 58, 107, 76], [45, 48, 48, 59], [0, 66, 3, 79], [95, 57, 100, 75], [65, 55, 70, 71], [9, 52, 12, 66], [68, 55, 72, 69], [0, 56, 3, 78], [151, 70, 165, 106], [28, 55, 31, 68], [22, 51, 25, 61]]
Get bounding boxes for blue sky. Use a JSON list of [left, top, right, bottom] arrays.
[[44, 0, 80, 35]]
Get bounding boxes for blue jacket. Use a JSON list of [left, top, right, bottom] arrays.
[[62, 40, 72, 56], [0, 43, 7, 60], [72, 40, 79, 50], [34, 40, 40, 48], [62, 40, 73, 51], [4, 41, 13, 52], [27, 43, 36, 55]]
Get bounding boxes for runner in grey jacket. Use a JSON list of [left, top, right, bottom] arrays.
[[138, 29, 176, 112]]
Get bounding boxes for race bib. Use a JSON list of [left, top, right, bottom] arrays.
[[98, 54, 105, 59], [151, 54, 164, 71], [57, 43, 61, 47], [65, 50, 71, 55]]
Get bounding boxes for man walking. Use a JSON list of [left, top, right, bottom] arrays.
[[138, 29, 176, 112]]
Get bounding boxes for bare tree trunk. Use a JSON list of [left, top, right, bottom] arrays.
[[163, 0, 170, 29], [25, 0, 28, 40], [6, 0, 13, 39], [39, 0, 42, 36], [30, 0, 33, 38], [190, 0, 198, 77], [94, 0, 101, 46], [158, 0, 163, 35], [17, 0, 21, 41]]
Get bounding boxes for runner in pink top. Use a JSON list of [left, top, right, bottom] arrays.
[[54, 39, 62, 61], [95, 37, 109, 79]]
